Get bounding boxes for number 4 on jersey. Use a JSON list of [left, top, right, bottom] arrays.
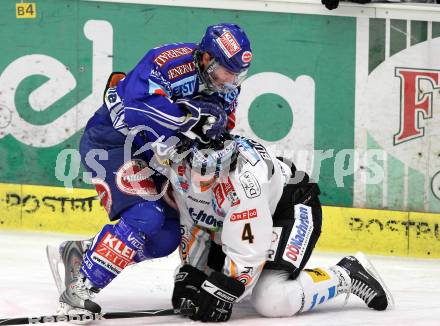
[[242, 223, 254, 244]]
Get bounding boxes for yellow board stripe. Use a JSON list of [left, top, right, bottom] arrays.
[[315, 206, 440, 258], [0, 183, 439, 258], [0, 183, 108, 235]]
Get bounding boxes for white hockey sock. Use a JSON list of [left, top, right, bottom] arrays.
[[251, 266, 350, 317], [297, 265, 350, 313]]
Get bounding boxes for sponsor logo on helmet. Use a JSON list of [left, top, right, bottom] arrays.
[[242, 51, 252, 63], [230, 208, 257, 222], [115, 159, 157, 196], [216, 31, 241, 58], [153, 46, 194, 67]]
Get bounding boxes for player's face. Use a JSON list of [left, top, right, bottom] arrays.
[[201, 53, 247, 93]]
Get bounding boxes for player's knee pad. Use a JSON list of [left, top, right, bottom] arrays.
[[80, 221, 145, 289], [143, 218, 181, 259], [120, 201, 166, 238], [252, 270, 303, 317]]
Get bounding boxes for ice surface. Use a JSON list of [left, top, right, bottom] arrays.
[[1, 231, 439, 325]]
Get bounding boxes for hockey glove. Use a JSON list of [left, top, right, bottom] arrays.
[[191, 271, 245, 322], [172, 264, 207, 316], [177, 98, 228, 142], [321, 0, 339, 10]]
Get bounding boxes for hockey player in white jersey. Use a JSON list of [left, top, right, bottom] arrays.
[[168, 134, 393, 322]]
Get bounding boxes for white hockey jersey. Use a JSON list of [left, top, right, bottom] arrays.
[[169, 140, 291, 300]]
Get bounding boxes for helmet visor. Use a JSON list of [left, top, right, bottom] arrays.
[[205, 60, 248, 93]]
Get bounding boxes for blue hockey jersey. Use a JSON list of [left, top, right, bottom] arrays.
[[97, 42, 239, 152]]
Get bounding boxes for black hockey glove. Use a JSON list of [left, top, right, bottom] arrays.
[[172, 264, 207, 315], [177, 98, 228, 143], [191, 271, 245, 322]]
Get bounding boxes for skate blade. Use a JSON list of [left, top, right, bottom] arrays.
[[354, 252, 395, 309], [46, 245, 65, 294]]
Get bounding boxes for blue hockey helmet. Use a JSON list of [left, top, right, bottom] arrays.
[[198, 23, 252, 93]]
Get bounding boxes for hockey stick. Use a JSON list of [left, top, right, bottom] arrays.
[[0, 307, 196, 325]]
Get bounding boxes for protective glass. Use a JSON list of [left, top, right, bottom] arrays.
[[205, 60, 248, 93]]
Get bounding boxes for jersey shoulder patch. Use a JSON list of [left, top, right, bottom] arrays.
[[235, 137, 275, 179]]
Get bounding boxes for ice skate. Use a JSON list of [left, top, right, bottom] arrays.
[[337, 252, 394, 311], [57, 240, 100, 314], [47, 240, 101, 316], [47, 240, 91, 294], [58, 275, 101, 315]]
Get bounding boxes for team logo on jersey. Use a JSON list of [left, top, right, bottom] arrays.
[[92, 232, 136, 274], [230, 208, 257, 222], [282, 204, 314, 268], [115, 159, 158, 196], [188, 207, 223, 229], [91, 178, 112, 214], [167, 61, 196, 80], [153, 46, 193, 67], [237, 273, 253, 285], [239, 171, 261, 198], [216, 31, 241, 58]]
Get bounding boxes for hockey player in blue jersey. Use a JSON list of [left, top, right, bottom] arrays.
[[49, 23, 253, 315]]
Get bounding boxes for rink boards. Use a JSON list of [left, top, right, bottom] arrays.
[[0, 182, 438, 258], [1, 1, 440, 259], [2, 1, 440, 214]]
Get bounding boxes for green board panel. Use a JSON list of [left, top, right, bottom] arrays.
[[0, 0, 356, 206]]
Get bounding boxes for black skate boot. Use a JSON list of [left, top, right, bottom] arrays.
[[57, 240, 101, 315], [337, 252, 393, 311]]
